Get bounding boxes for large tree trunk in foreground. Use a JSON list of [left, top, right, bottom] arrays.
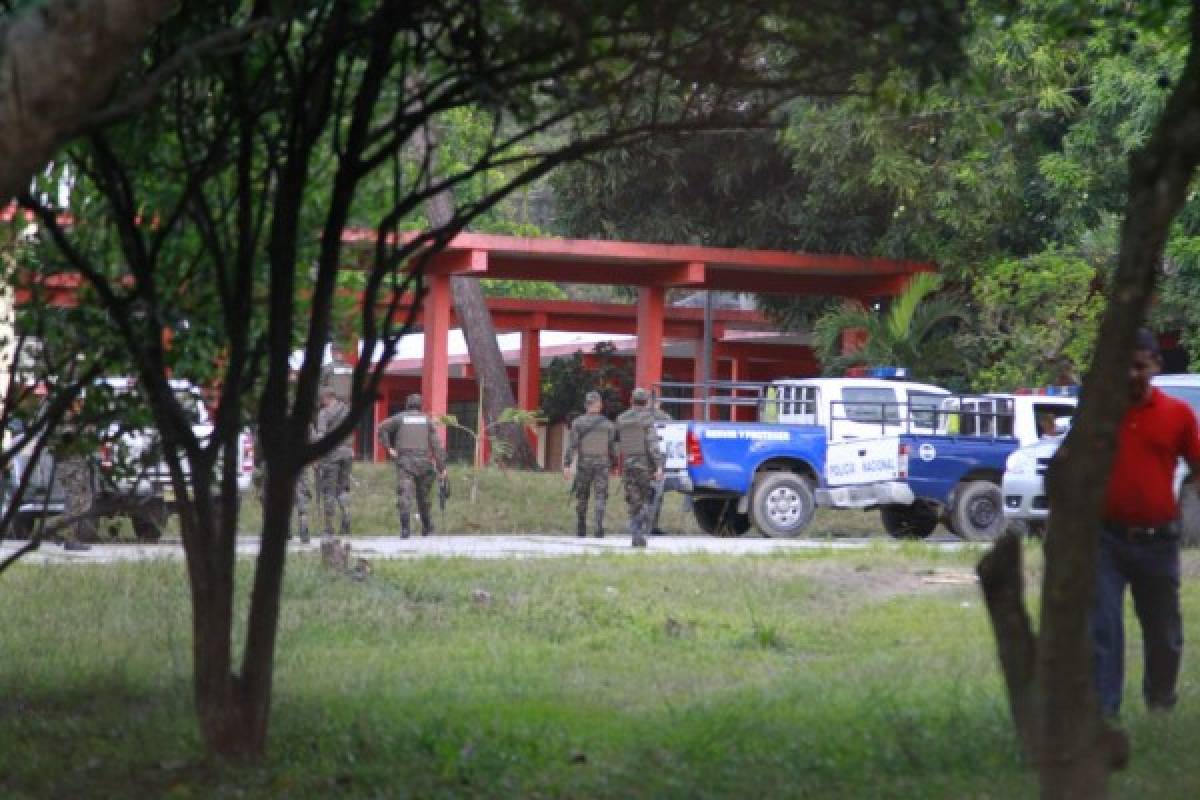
[[979, 4, 1200, 796], [0, 0, 175, 201], [419, 134, 536, 468]]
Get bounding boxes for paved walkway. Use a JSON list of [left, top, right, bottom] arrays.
[[1, 533, 975, 565]]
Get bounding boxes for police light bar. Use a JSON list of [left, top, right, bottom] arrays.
[[1013, 385, 1079, 397], [844, 366, 908, 379]]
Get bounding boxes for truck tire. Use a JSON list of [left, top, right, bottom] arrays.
[[692, 497, 751, 537], [880, 502, 938, 539], [1179, 483, 1200, 548], [948, 480, 1006, 541], [132, 498, 168, 542], [749, 472, 815, 538]]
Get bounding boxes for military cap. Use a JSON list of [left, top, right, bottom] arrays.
[[631, 387, 651, 405], [405, 393, 422, 410], [584, 391, 602, 405]]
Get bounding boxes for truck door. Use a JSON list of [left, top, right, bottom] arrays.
[[825, 437, 901, 487]]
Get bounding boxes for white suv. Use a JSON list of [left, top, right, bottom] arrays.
[[1002, 374, 1200, 542]]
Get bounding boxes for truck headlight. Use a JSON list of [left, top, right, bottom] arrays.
[[1005, 450, 1036, 476]]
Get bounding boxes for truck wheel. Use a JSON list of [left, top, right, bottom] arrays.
[[692, 498, 751, 537], [8, 513, 34, 540], [1179, 483, 1200, 548], [132, 498, 168, 542], [750, 472, 815, 538], [948, 481, 1006, 541], [880, 502, 938, 539]]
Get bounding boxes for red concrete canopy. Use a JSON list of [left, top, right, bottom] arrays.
[[343, 231, 936, 460], [344, 230, 935, 297]]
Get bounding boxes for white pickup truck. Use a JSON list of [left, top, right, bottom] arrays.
[[656, 377, 952, 536], [94, 378, 255, 540]]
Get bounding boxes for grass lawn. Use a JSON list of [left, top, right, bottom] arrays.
[[230, 462, 884, 539], [3, 545, 1200, 798]]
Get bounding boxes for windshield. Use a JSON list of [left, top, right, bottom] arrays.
[[909, 391, 946, 428]]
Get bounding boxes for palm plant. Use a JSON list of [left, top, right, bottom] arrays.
[[812, 272, 969, 382]]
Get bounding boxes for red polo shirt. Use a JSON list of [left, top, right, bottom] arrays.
[[1104, 387, 1200, 525]]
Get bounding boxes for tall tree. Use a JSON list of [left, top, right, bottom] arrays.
[[978, 1, 1200, 796], [21, 0, 974, 760], [0, 0, 177, 200]]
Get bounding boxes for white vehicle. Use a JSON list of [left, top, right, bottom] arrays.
[[95, 377, 255, 540], [938, 392, 1077, 446], [1002, 375, 1200, 542]]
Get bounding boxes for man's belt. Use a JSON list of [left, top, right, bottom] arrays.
[[1102, 520, 1179, 543]]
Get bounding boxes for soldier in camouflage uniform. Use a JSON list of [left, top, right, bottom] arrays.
[[562, 391, 617, 538], [616, 387, 664, 548], [313, 386, 354, 538], [648, 393, 674, 536], [54, 396, 93, 551], [377, 393, 446, 537], [294, 465, 314, 543]]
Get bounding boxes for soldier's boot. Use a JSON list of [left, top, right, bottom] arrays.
[[400, 514, 411, 539], [576, 514, 587, 537], [298, 524, 310, 544], [594, 512, 605, 538], [421, 516, 434, 537], [63, 538, 91, 552], [630, 515, 647, 548]]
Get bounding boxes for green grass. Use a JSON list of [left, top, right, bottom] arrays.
[[229, 463, 884, 538], [3, 546, 1200, 797]]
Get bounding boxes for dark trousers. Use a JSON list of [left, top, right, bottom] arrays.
[[1089, 526, 1183, 717]]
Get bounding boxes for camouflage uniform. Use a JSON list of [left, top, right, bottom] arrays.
[[53, 414, 96, 547], [616, 390, 663, 547], [294, 466, 313, 542], [57, 455, 96, 545], [563, 406, 617, 537], [377, 400, 446, 537], [313, 395, 354, 537]]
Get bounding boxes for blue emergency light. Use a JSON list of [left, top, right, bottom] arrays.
[[866, 366, 908, 379]]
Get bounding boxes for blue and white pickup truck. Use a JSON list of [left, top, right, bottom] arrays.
[[661, 381, 1077, 540], [660, 377, 951, 537]]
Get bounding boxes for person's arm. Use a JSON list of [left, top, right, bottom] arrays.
[[608, 424, 618, 470], [377, 417, 396, 459], [1181, 407, 1200, 481], [645, 420, 663, 479], [429, 421, 447, 475], [562, 421, 578, 478]]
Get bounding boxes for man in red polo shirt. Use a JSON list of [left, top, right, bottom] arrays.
[[1091, 328, 1200, 718]]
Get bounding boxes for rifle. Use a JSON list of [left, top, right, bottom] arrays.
[[438, 472, 450, 529]]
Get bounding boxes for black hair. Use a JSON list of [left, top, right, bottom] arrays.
[[1135, 328, 1161, 358]]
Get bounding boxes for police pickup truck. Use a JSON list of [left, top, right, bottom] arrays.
[[661, 380, 1076, 540], [658, 376, 950, 537]]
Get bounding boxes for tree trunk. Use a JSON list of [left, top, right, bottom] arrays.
[[417, 128, 537, 468], [0, 0, 176, 201], [980, 5, 1200, 796]]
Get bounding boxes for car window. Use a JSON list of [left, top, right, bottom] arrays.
[[841, 387, 899, 423], [908, 391, 945, 428]]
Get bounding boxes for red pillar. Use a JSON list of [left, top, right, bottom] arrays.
[[635, 286, 665, 391], [518, 329, 540, 410], [518, 327, 541, 464], [421, 273, 451, 442]]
